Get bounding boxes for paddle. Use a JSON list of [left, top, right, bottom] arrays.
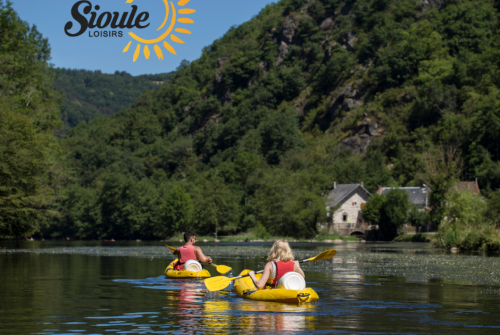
[[165, 245, 232, 275], [204, 249, 337, 292]]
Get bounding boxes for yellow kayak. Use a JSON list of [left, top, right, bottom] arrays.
[[234, 270, 319, 303], [165, 259, 211, 279]]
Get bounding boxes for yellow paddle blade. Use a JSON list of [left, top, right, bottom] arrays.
[[308, 249, 337, 262], [165, 245, 176, 252], [204, 276, 235, 292], [212, 264, 232, 274]]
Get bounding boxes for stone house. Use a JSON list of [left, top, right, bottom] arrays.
[[378, 186, 429, 209], [325, 182, 372, 236]]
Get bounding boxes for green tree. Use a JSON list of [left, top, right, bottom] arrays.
[[487, 189, 500, 227], [192, 178, 241, 238], [362, 193, 387, 226], [0, 103, 57, 236], [444, 189, 487, 228], [363, 189, 411, 237], [434, 189, 491, 250], [0, 3, 62, 237], [162, 186, 194, 236], [383, 189, 411, 234], [407, 205, 429, 228], [420, 147, 462, 228], [259, 105, 305, 165], [252, 170, 325, 238]]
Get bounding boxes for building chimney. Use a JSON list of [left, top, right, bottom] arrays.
[[377, 185, 382, 194], [361, 182, 363, 186], [334, 181, 337, 189]]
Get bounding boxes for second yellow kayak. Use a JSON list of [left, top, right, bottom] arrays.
[[165, 259, 211, 279], [234, 270, 319, 303]]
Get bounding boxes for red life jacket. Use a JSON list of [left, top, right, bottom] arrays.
[[174, 246, 197, 270], [271, 260, 295, 286]]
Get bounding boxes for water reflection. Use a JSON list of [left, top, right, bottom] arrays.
[[238, 301, 317, 332], [171, 282, 204, 333], [203, 300, 232, 334]]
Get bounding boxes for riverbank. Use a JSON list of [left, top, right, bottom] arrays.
[[392, 233, 433, 243], [169, 233, 359, 243], [432, 224, 500, 252]]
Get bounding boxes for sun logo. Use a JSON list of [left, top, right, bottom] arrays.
[[122, 0, 195, 62]]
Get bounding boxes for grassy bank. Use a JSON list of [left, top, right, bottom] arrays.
[[393, 233, 432, 243], [168, 233, 359, 243], [433, 224, 500, 252]]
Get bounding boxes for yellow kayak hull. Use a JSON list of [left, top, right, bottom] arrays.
[[165, 259, 211, 279], [234, 270, 319, 303]]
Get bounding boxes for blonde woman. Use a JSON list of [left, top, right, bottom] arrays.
[[249, 240, 305, 289]]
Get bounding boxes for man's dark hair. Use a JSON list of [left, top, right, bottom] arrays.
[[184, 231, 196, 242]]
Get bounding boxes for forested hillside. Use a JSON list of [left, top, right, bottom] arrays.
[[50, 0, 500, 240], [0, 0, 493, 241], [0, 3, 62, 237], [54, 69, 174, 127]]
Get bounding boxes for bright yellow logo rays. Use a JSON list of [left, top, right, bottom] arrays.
[[122, 0, 195, 62]]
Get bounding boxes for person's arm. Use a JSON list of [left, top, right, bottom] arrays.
[[249, 262, 273, 289], [194, 246, 212, 264], [294, 261, 305, 278], [173, 248, 180, 258]]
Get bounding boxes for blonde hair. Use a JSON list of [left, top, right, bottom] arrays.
[[267, 240, 294, 262]]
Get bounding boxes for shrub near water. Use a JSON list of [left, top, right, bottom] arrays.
[[434, 190, 500, 251]]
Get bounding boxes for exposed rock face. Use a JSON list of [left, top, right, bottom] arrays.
[[214, 57, 232, 106], [319, 80, 365, 132], [324, 44, 334, 61], [275, 41, 289, 67], [294, 98, 307, 116], [343, 98, 356, 111], [222, 90, 232, 106], [340, 31, 358, 51], [339, 119, 379, 154], [419, 0, 446, 9], [215, 57, 228, 83], [339, 135, 371, 155], [319, 17, 334, 31], [367, 119, 377, 136], [280, 16, 299, 44], [217, 57, 228, 68], [355, 119, 378, 136], [332, 81, 364, 110]]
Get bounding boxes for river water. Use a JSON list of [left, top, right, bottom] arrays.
[[1, 241, 500, 334]]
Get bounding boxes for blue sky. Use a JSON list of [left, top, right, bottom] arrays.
[[12, 0, 276, 76]]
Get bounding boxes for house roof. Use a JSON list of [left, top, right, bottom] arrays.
[[453, 181, 480, 194], [381, 187, 428, 206], [326, 184, 371, 207]]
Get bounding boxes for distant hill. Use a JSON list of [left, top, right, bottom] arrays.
[[52, 0, 500, 240], [54, 69, 174, 127]]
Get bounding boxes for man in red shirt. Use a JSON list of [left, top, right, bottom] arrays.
[[173, 232, 212, 270]]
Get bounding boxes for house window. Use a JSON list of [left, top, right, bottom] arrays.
[[342, 214, 348, 222]]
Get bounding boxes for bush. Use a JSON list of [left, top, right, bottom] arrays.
[[253, 222, 270, 239], [434, 224, 500, 251], [433, 189, 499, 251], [362, 189, 411, 238]]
